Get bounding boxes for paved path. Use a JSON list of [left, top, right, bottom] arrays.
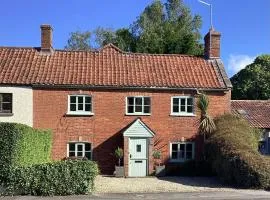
[[1, 191, 270, 200]]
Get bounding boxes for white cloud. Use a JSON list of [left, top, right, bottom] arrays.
[[228, 54, 255, 75]]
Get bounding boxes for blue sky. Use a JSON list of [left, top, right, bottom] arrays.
[[0, 0, 269, 77]]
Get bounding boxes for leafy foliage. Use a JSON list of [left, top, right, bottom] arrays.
[[206, 114, 270, 189], [114, 147, 123, 166], [4, 160, 99, 196], [65, 31, 92, 50], [65, 0, 203, 55], [231, 55, 270, 100], [0, 123, 52, 182]]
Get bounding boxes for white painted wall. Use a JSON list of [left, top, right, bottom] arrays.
[[0, 86, 33, 127]]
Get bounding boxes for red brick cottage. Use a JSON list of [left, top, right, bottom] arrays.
[[0, 25, 232, 176]]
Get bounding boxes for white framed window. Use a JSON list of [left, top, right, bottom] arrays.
[[0, 93, 12, 114], [68, 142, 92, 160], [67, 95, 93, 115], [126, 96, 151, 115], [171, 96, 194, 116], [170, 142, 195, 162]]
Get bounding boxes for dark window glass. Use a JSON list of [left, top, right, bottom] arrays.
[[144, 106, 150, 114], [136, 145, 141, 152], [3, 94, 12, 102], [172, 144, 178, 151], [69, 143, 75, 151], [186, 152, 192, 159], [128, 106, 134, 113], [135, 105, 142, 112], [180, 105, 186, 112], [180, 98, 186, 106], [85, 104, 91, 112], [85, 152, 91, 160], [187, 106, 193, 113], [172, 152, 178, 159], [70, 104, 76, 111], [128, 97, 134, 105], [69, 152, 75, 157], [173, 106, 178, 113], [77, 144, 83, 151], [186, 143, 193, 151], [0, 93, 12, 113], [85, 97, 91, 103], [173, 98, 179, 106], [187, 98, 193, 105], [180, 151, 185, 158], [78, 104, 84, 110], [135, 98, 142, 105], [144, 97, 150, 105], [70, 96, 76, 103], [180, 144, 185, 151], [85, 143, 91, 151], [78, 96, 83, 103], [2, 103, 11, 112], [77, 151, 83, 157]]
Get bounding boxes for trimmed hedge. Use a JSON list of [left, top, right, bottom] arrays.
[[0, 123, 52, 181], [206, 114, 270, 189], [5, 160, 99, 196]]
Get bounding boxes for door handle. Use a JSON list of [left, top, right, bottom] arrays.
[[130, 154, 132, 158]]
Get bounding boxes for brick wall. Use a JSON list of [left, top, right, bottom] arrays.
[[33, 88, 231, 174]]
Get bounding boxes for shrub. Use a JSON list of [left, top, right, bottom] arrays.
[[5, 160, 99, 196], [0, 123, 52, 182], [206, 114, 270, 189]]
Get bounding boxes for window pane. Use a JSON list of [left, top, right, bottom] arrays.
[[2, 103, 11, 112], [172, 144, 178, 151], [69, 143, 75, 151], [78, 104, 84, 110], [187, 98, 193, 106], [136, 145, 141, 152], [186, 152, 192, 159], [77, 151, 83, 157], [128, 97, 134, 105], [144, 106, 150, 113], [128, 106, 134, 113], [173, 105, 179, 113], [180, 105, 185, 112], [173, 98, 179, 106], [172, 152, 178, 159], [180, 144, 185, 151], [70, 96, 76, 103], [85, 97, 91, 103], [85, 104, 91, 112], [70, 104, 76, 111], [69, 152, 75, 157], [135, 105, 142, 112], [78, 96, 83, 103], [186, 144, 193, 151], [85, 143, 91, 151], [3, 94, 12, 102], [144, 97, 150, 105], [85, 152, 92, 160], [187, 106, 193, 113], [77, 144, 83, 151], [135, 98, 142, 105], [180, 98, 186, 106], [179, 151, 185, 159]]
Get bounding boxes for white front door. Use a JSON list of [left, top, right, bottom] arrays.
[[129, 138, 148, 177]]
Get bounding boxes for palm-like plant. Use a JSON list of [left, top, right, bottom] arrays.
[[197, 94, 216, 142]]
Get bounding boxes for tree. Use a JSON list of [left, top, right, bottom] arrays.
[[64, 31, 92, 50], [231, 55, 270, 100], [65, 0, 203, 55]]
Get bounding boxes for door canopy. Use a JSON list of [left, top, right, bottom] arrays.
[[123, 118, 155, 138]]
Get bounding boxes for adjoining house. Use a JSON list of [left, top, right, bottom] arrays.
[[0, 25, 232, 176], [231, 100, 270, 155]]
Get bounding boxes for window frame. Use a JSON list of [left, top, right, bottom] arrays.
[[169, 142, 195, 162], [67, 142, 92, 160], [171, 96, 195, 116], [0, 93, 13, 114], [125, 96, 151, 115], [67, 94, 93, 115]]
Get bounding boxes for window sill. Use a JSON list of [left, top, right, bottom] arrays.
[[66, 112, 94, 116], [170, 113, 196, 117], [125, 113, 151, 116], [0, 113, 14, 116]]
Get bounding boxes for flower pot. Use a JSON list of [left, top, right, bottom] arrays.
[[155, 165, 166, 177], [115, 166, 124, 177]]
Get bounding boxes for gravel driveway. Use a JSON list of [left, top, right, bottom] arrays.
[[94, 175, 236, 193]]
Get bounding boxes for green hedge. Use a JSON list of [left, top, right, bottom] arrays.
[[5, 160, 99, 196], [0, 123, 52, 181], [206, 114, 270, 189]]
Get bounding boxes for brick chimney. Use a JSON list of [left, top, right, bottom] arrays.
[[204, 28, 221, 59], [40, 24, 53, 53]]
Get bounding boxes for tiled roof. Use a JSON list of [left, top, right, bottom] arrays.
[[231, 100, 270, 129], [0, 44, 230, 89]]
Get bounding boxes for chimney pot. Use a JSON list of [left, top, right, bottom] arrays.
[[204, 28, 221, 59], [40, 24, 53, 53]]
